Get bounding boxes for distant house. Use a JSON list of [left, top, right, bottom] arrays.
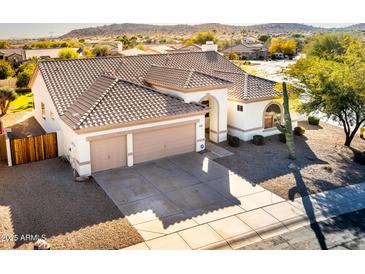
[[120, 48, 149, 56], [221, 42, 269, 60], [0, 49, 26, 66], [145, 44, 176, 54], [25, 48, 80, 59], [168, 43, 203, 53]]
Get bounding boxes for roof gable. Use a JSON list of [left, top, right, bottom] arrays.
[[62, 75, 207, 130]]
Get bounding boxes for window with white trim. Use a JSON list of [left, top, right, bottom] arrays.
[[237, 105, 243, 112]]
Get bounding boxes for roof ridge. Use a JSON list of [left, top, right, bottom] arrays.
[[243, 73, 249, 99], [184, 69, 195, 88], [76, 77, 119, 128], [248, 73, 277, 83], [149, 65, 233, 84]]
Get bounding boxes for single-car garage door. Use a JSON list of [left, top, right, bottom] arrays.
[[133, 123, 196, 164], [90, 135, 127, 172]]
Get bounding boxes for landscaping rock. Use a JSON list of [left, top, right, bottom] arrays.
[[75, 176, 91, 182]]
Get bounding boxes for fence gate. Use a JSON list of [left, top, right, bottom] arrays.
[[0, 134, 7, 162], [10, 132, 58, 165]]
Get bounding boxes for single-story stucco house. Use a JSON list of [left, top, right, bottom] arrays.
[[29, 43, 297, 176], [221, 42, 269, 60], [0, 48, 26, 66]]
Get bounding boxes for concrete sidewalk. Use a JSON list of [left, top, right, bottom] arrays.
[[124, 182, 365, 250]]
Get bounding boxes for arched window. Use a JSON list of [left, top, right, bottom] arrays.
[[264, 104, 282, 129]]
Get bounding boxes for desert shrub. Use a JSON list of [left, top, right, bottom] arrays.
[[279, 133, 286, 143], [252, 135, 264, 145], [354, 151, 365, 165], [294, 126, 305, 136], [0, 60, 14, 79], [58, 48, 79, 59], [228, 135, 240, 147], [308, 116, 320, 126]]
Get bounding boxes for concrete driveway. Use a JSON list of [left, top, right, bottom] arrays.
[[93, 152, 293, 249]]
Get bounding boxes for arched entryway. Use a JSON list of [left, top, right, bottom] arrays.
[[263, 103, 283, 129], [199, 95, 220, 143]]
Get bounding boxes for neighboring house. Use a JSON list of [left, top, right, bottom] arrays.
[[145, 45, 176, 54], [221, 42, 269, 60], [168, 43, 203, 53], [120, 48, 149, 56], [24, 48, 80, 59], [0, 49, 26, 66], [30, 43, 297, 176]]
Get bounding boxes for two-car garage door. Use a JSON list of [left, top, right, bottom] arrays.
[[133, 123, 195, 164], [90, 123, 196, 173]]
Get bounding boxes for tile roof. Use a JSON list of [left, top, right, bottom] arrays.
[[144, 65, 232, 90], [212, 70, 279, 101], [120, 48, 149, 56], [0, 48, 25, 59], [221, 42, 267, 54], [62, 75, 207, 130], [37, 51, 280, 130]]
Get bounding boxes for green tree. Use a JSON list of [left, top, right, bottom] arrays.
[[0, 60, 14, 79], [58, 48, 80, 59], [0, 40, 9, 49], [305, 32, 349, 60], [184, 31, 218, 46], [92, 45, 110, 57], [117, 35, 138, 50], [286, 33, 365, 147], [0, 87, 17, 117], [16, 63, 35, 88], [269, 38, 297, 56]]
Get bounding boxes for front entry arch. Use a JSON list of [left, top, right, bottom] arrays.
[[199, 95, 221, 143]]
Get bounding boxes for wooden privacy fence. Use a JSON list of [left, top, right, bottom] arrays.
[[10, 132, 58, 165], [0, 134, 7, 162]]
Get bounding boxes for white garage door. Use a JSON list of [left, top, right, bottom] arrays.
[[90, 135, 127, 172], [133, 123, 196, 164]]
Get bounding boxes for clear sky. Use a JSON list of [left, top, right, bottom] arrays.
[[0, 23, 356, 39]]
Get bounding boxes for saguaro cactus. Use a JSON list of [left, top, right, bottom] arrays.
[[276, 82, 296, 160]]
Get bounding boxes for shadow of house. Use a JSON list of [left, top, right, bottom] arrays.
[[0, 159, 142, 249], [215, 134, 328, 188]]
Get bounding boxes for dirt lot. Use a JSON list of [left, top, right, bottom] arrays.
[[0, 158, 143, 250], [216, 121, 365, 200]]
